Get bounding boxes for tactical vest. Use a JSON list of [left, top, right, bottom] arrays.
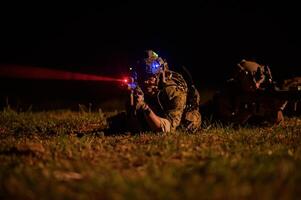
[[160, 70, 202, 132]]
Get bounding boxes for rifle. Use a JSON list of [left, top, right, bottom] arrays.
[[259, 86, 301, 115], [255, 65, 301, 106], [124, 68, 141, 116], [233, 83, 301, 119]]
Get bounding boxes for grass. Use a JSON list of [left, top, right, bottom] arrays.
[[1, 108, 301, 199]]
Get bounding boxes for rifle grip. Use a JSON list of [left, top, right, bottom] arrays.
[[130, 90, 134, 106]]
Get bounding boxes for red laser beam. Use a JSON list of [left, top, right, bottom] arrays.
[[0, 65, 124, 82]]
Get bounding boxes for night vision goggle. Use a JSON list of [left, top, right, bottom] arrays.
[[147, 60, 162, 75], [125, 60, 163, 89]]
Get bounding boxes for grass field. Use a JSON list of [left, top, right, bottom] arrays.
[[1, 108, 301, 199]]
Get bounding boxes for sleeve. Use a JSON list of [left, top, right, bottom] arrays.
[[162, 86, 187, 131], [159, 117, 171, 132]]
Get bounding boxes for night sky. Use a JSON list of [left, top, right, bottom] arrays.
[[0, 1, 300, 109]]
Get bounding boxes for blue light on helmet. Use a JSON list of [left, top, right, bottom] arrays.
[[149, 60, 161, 74]]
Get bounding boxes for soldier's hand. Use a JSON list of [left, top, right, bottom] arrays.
[[134, 87, 146, 110], [275, 110, 284, 125]]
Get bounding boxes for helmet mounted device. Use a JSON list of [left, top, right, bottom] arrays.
[[134, 50, 166, 83]]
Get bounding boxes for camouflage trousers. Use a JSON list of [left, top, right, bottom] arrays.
[[105, 110, 150, 134], [181, 109, 202, 133]]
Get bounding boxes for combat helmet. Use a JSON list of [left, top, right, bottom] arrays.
[[134, 50, 167, 83], [239, 59, 272, 81], [235, 59, 273, 91]]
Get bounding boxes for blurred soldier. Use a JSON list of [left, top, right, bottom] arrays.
[[107, 50, 201, 134], [202, 59, 287, 126]]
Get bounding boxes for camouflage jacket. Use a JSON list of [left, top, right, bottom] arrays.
[[209, 61, 287, 125], [145, 70, 201, 132]]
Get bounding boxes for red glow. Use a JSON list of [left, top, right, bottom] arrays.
[[0, 65, 124, 82]]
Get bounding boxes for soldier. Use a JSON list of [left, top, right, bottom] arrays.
[[201, 59, 287, 126], [106, 50, 201, 134]]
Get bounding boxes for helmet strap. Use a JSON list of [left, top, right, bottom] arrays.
[[161, 63, 166, 83]]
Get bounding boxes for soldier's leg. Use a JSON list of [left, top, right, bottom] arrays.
[[105, 112, 128, 135], [126, 110, 149, 133]]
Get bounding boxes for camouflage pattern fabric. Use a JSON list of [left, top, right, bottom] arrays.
[[205, 60, 287, 125], [148, 70, 201, 132], [118, 70, 201, 133]]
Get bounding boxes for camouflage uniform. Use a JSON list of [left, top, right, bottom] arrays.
[[127, 70, 201, 133], [203, 59, 287, 125], [106, 50, 201, 134]]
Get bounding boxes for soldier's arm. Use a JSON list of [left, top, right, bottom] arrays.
[[142, 86, 187, 132], [141, 104, 171, 132], [161, 86, 187, 131], [165, 95, 187, 131], [134, 87, 172, 132]]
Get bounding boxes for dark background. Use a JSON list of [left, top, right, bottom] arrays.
[[0, 1, 300, 111]]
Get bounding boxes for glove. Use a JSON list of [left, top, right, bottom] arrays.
[[134, 88, 152, 114], [134, 87, 146, 110]]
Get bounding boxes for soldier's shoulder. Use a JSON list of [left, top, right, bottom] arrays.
[[161, 71, 187, 101], [164, 70, 188, 91]]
